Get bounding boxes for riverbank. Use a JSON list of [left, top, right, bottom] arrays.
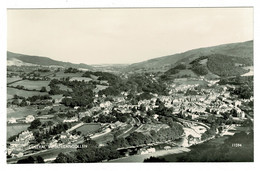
[[107, 147, 190, 162]]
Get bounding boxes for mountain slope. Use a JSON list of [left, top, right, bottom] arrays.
[[124, 40, 253, 72], [7, 51, 93, 70]]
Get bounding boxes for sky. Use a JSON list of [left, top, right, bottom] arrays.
[[7, 8, 253, 64]]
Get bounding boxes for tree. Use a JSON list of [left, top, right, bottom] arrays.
[[19, 99, 27, 107], [139, 104, 146, 112], [147, 109, 155, 116], [144, 156, 167, 162], [29, 119, 41, 130], [36, 156, 45, 163], [12, 99, 19, 105], [40, 86, 47, 92], [54, 153, 70, 163], [17, 156, 35, 163], [207, 115, 216, 124], [13, 94, 18, 99]]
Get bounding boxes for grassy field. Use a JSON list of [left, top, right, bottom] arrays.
[[7, 106, 38, 119], [94, 85, 108, 93], [75, 123, 101, 136], [50, 94, 63, 100], [174, 69, 198, 78], [57, 84, 72, 92], [7, 77, 22, 84], [7, 87, 48, 100], [9, 80, 50, 91], [7, 124, 30, 139], [51, 71, 83, 79]]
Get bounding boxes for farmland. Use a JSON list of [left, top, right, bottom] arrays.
[[7, 106, 38, 119], [56, 84, 72, 92], [51, 71, 83, 79], [7, 87, 48, 100], [7, 124, 30, 139], [9, 80, 50, 91], [75, 123, 101, 136], [7, 77, 22, 84], [94, 85, 109, 93]]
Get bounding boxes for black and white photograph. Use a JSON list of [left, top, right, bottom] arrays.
[[1, 0, 258, 167]]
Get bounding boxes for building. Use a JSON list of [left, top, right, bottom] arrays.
[[25, 115, 35, 123], [63, 117, 78, 123], [8, 117, 17, 124]]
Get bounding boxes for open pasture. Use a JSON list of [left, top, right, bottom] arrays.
[[75, 123, 101, 136], [7, 87, 48, 100], [7, 106, 38, 119], [7, 77, 22, 84], [7, 124, 30, 139], [9, 80, 50, 91]]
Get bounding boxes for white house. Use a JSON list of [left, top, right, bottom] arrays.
[[8, 117, 17, 124], [63, 117, 78, 123], [25, 115, 35, 123]]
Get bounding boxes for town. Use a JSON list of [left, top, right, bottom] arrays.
[[7, 61, 254, 163]]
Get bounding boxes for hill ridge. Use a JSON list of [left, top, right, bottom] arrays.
[[7, 51, 93, 70]]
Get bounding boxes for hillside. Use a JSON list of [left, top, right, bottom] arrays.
[[7, 51, 93, 70], [124, 40, 253, 72]]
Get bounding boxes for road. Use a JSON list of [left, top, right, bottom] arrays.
[[177, 118, 210, 129], [7, 116, 144, 163], [117, 117, 142, 138], [7, 127, 113, 164]]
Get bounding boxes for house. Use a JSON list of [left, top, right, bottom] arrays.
[[49, 140, 58, 148], [234, 101, 242, 107], [164, 146, 171, 150], [8, 117, 17, 124], [25, 115, 35, 123], [138, 148, 156, 155], [138, 148, 149, 155], [60, 132, 68, 139], [153, 114, 159, 120], [100, 101, 112, 108], [63, 116, 78, 123], [11, 150, 23, 158], [147, 148, 156, 153], [18, 130, 34, 141]]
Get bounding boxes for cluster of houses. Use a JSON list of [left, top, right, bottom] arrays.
[[7, 130, 35, 158]]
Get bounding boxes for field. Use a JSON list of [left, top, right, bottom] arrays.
[[242, 66, 254, 76], [173, 69, 198, 78], [57, 84, 72, 92], [174, 78, 208, 86], [50, 94, 63, 100], [7, 124, 30, 139], [75, 123, 101, 136], [7, 87, 48, 100], [7, 77, 22, 84], [51, 71, 83, 79], [7, 106, 38, 119], [94, 85, 109, 93], [9, 80, 50, 91]]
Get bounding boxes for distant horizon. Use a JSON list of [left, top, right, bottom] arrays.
[[8, 8, 253, 64], [7, 39, 253, 65]]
